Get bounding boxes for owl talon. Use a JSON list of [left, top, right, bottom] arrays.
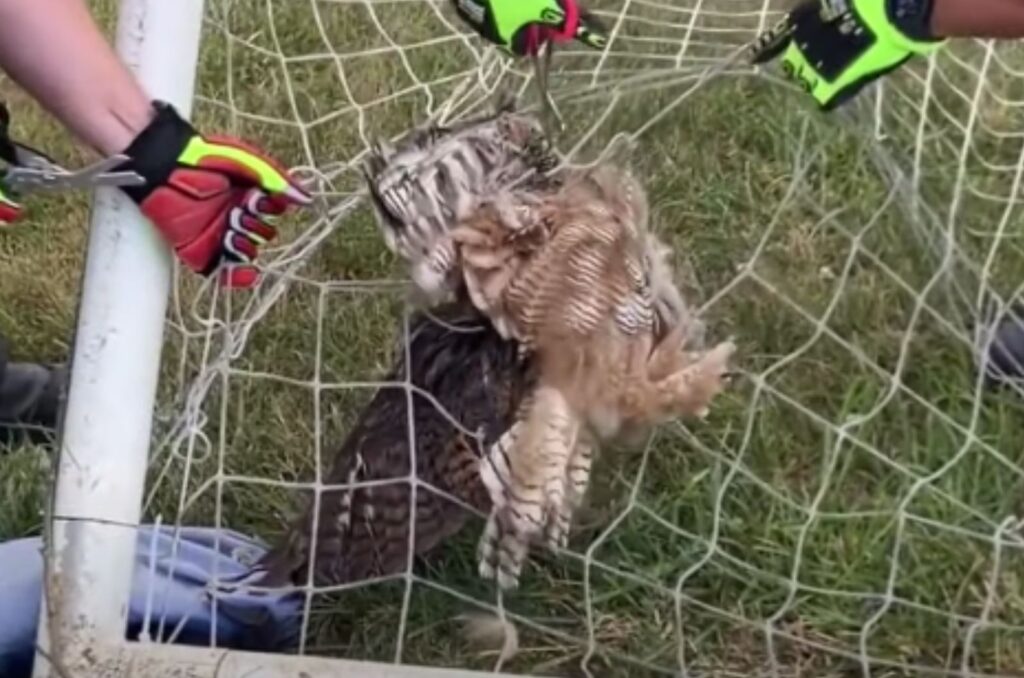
[[659, 340, 736, 418], [545, 508, 571, 551], [497, 565, 521, 590], [496, 525, 530, 589], [478, 514, 500, 580]]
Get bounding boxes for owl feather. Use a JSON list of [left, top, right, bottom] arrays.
[[252, 300, 535, 588], [453, 163, 735, 588]]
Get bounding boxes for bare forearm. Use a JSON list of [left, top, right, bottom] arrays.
[[0, 0, 154, 155], [930, 0, 1024, 38]]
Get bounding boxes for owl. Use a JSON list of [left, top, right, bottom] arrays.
[[363, 105, 557, 305], [252, 300, 535, 588], [453, 163, 735, 588], [363, 109, 735, 589]]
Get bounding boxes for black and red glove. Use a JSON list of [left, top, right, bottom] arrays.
[[116, 101, 311, 288]]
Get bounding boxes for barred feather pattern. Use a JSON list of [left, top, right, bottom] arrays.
[[455, 163, 736, 589], [477, 385, 581, 589], [251, 301, 535, 589], [364, 109, 557, 303]]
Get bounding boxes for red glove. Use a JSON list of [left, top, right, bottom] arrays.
[[0, 185, 20, 227], [116, 102, 311, 288]]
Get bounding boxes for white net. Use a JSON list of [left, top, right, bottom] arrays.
[[137, 0, 1024, 675]]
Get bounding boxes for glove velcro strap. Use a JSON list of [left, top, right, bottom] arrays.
[[117, 101, 197, 205], [855, 0, 945, 55]]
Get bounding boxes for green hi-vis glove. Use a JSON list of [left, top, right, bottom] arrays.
[[452, 0, 608, 57], [750, 0, 946, 111]]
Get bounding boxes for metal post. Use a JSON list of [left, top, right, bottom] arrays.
[[33, 1, 206, 675]]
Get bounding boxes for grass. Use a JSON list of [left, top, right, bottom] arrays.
[[3, 0, 1024, 676]]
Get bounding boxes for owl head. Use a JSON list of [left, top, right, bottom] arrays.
[[362, 108, 558, 301]]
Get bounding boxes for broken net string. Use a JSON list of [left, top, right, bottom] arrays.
[[129, 1, 1024, 672], [142, 66, 950, 659]]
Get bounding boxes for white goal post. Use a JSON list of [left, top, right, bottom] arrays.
[[32, 0, 204, 675]]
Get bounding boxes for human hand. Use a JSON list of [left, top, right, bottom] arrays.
[[116, 101, 311, 288], [452, 0, 608, 57], [750, 0, 945, 111]]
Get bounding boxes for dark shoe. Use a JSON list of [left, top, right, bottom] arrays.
[[979, 302, 1024, 388], [0, 337, 67, 448]]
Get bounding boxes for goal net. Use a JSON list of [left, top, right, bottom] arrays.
[[59, 0, 1024, 676]]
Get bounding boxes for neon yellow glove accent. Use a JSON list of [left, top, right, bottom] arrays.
[[178, 136, 291, 195]]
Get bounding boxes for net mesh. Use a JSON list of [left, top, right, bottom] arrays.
[[137, 0, 1024, 675]]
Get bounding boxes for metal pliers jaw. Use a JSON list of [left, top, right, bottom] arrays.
[[749, 12, 799, 65], [2, 145, 145, 196], [0, 103, 144, 197]]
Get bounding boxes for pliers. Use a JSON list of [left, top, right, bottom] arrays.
[[0, 103, 144, 197], [2, 145, 145, 196]]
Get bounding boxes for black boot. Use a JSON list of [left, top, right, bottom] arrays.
[[0, 336, 67, 448]]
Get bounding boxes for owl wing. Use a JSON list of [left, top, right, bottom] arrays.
[[474, 197, 650, 350], [253, 301, 533, 588]]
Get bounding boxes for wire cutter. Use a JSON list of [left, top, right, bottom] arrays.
[[2, 143, 145, 196], [0, 102, 144, 196]]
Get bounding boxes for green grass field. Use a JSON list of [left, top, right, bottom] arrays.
[[3, 0, 1024, 676]]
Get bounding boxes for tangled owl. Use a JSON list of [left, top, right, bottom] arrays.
[[364, 108, 735, 589], [253, 300, 534, 587]]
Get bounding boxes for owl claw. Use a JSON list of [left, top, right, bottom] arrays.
[[659, 340, 736, 418], [476, 490, 542, 590], [499, 520, 534, 590], [544, 508, 571, 551], [497, 571, 519, 590], [478, 514, 501, 581]]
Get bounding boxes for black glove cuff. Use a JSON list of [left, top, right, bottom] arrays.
[[117, 100, 197, 205], [0, 102, 19, 167], [453, 0, 502, 44], [886, 0, 939, 41]]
